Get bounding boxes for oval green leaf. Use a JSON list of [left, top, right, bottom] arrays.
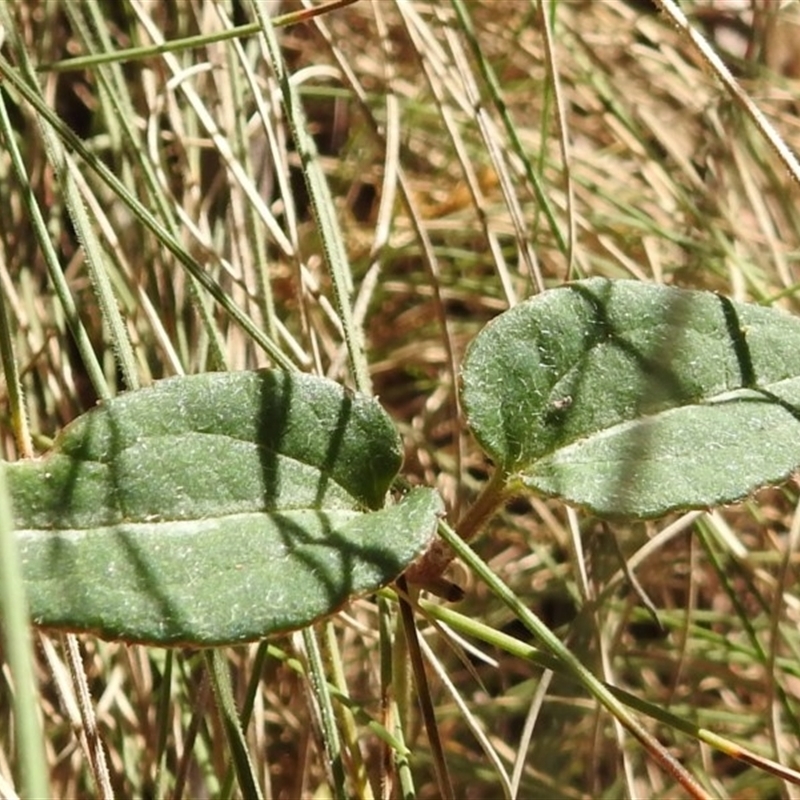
[[9, 370, 442, 644], [462, 278, 800, 518]]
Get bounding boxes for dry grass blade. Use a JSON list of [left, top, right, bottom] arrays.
[[1, 1, 800, 797]]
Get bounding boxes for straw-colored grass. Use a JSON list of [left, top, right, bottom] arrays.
[[1, 1, 800, 798]]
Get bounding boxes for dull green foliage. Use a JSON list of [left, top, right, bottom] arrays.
[[462, 278, 800, 517], [8, 370, 442, 644]]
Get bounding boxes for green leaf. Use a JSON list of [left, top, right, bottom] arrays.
[[461, 278, 800, 518], [9, 370, 442, 645]]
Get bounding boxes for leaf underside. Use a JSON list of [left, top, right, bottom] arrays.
[[461, 278, 800, 518], [9, 370, 442, 645]]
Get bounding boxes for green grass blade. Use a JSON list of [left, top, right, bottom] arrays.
[[253, 1, 372, 394], [206, 649, 263, 800], [431, 516, 713, 799], [0, 461, 49, 798], [302, 628, 348, 800]]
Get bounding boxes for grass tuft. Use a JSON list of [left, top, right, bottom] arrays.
[[1, 1, 800, 797]]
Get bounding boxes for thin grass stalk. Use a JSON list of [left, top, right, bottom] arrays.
[[232, 642, 273, 798], [571, 507, 642, 797], [301, 628, 348, 800], [52, 6, 161, 379], [449, 0, 566, 269], [211, 4, 267, 363], [369, 1, 402, 265], [378, 595, 393, 800], [35, 634, 103, 795], [0, 51, 295, 372], [174, 666, 214, 800], [654, 0, 800, 189], [38, 22, 262, 75], [345, 0, 403, 376], [217, 31, 256, 366], [323, 621, 374, 800], [0, 257, 31, 461], [64, 156, 140, 390], [206, 649, 264, 800], [397, 578, 455, 800], [417, 633, 513, 799], [254, 0, 372, 393], [437, 5, 544, 294], [61, 633, 114, 799], [153, 650, 175, 799], [432, 517, 713, 800], [214, 3, 279, 346], [64, 163, 186, 379], [0, 74, 107, 398], [390, 597, 416, 798], [378, 594, 413, 800], [37, 2, 359, 77], [396, 1, 519, 308], [244, 8, 312, 369], [509, 669, 554, 799], [0, 312, 48, 800], [564, 507, 638, 795], [769, 499, 800, 798], [534, 0, 576, 279], [666, 534, 699, 711], [729, 138, 792, 291]]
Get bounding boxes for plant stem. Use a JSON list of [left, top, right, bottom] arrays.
[[455, 467, 510, 543], [404, 468, 509, 591]]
